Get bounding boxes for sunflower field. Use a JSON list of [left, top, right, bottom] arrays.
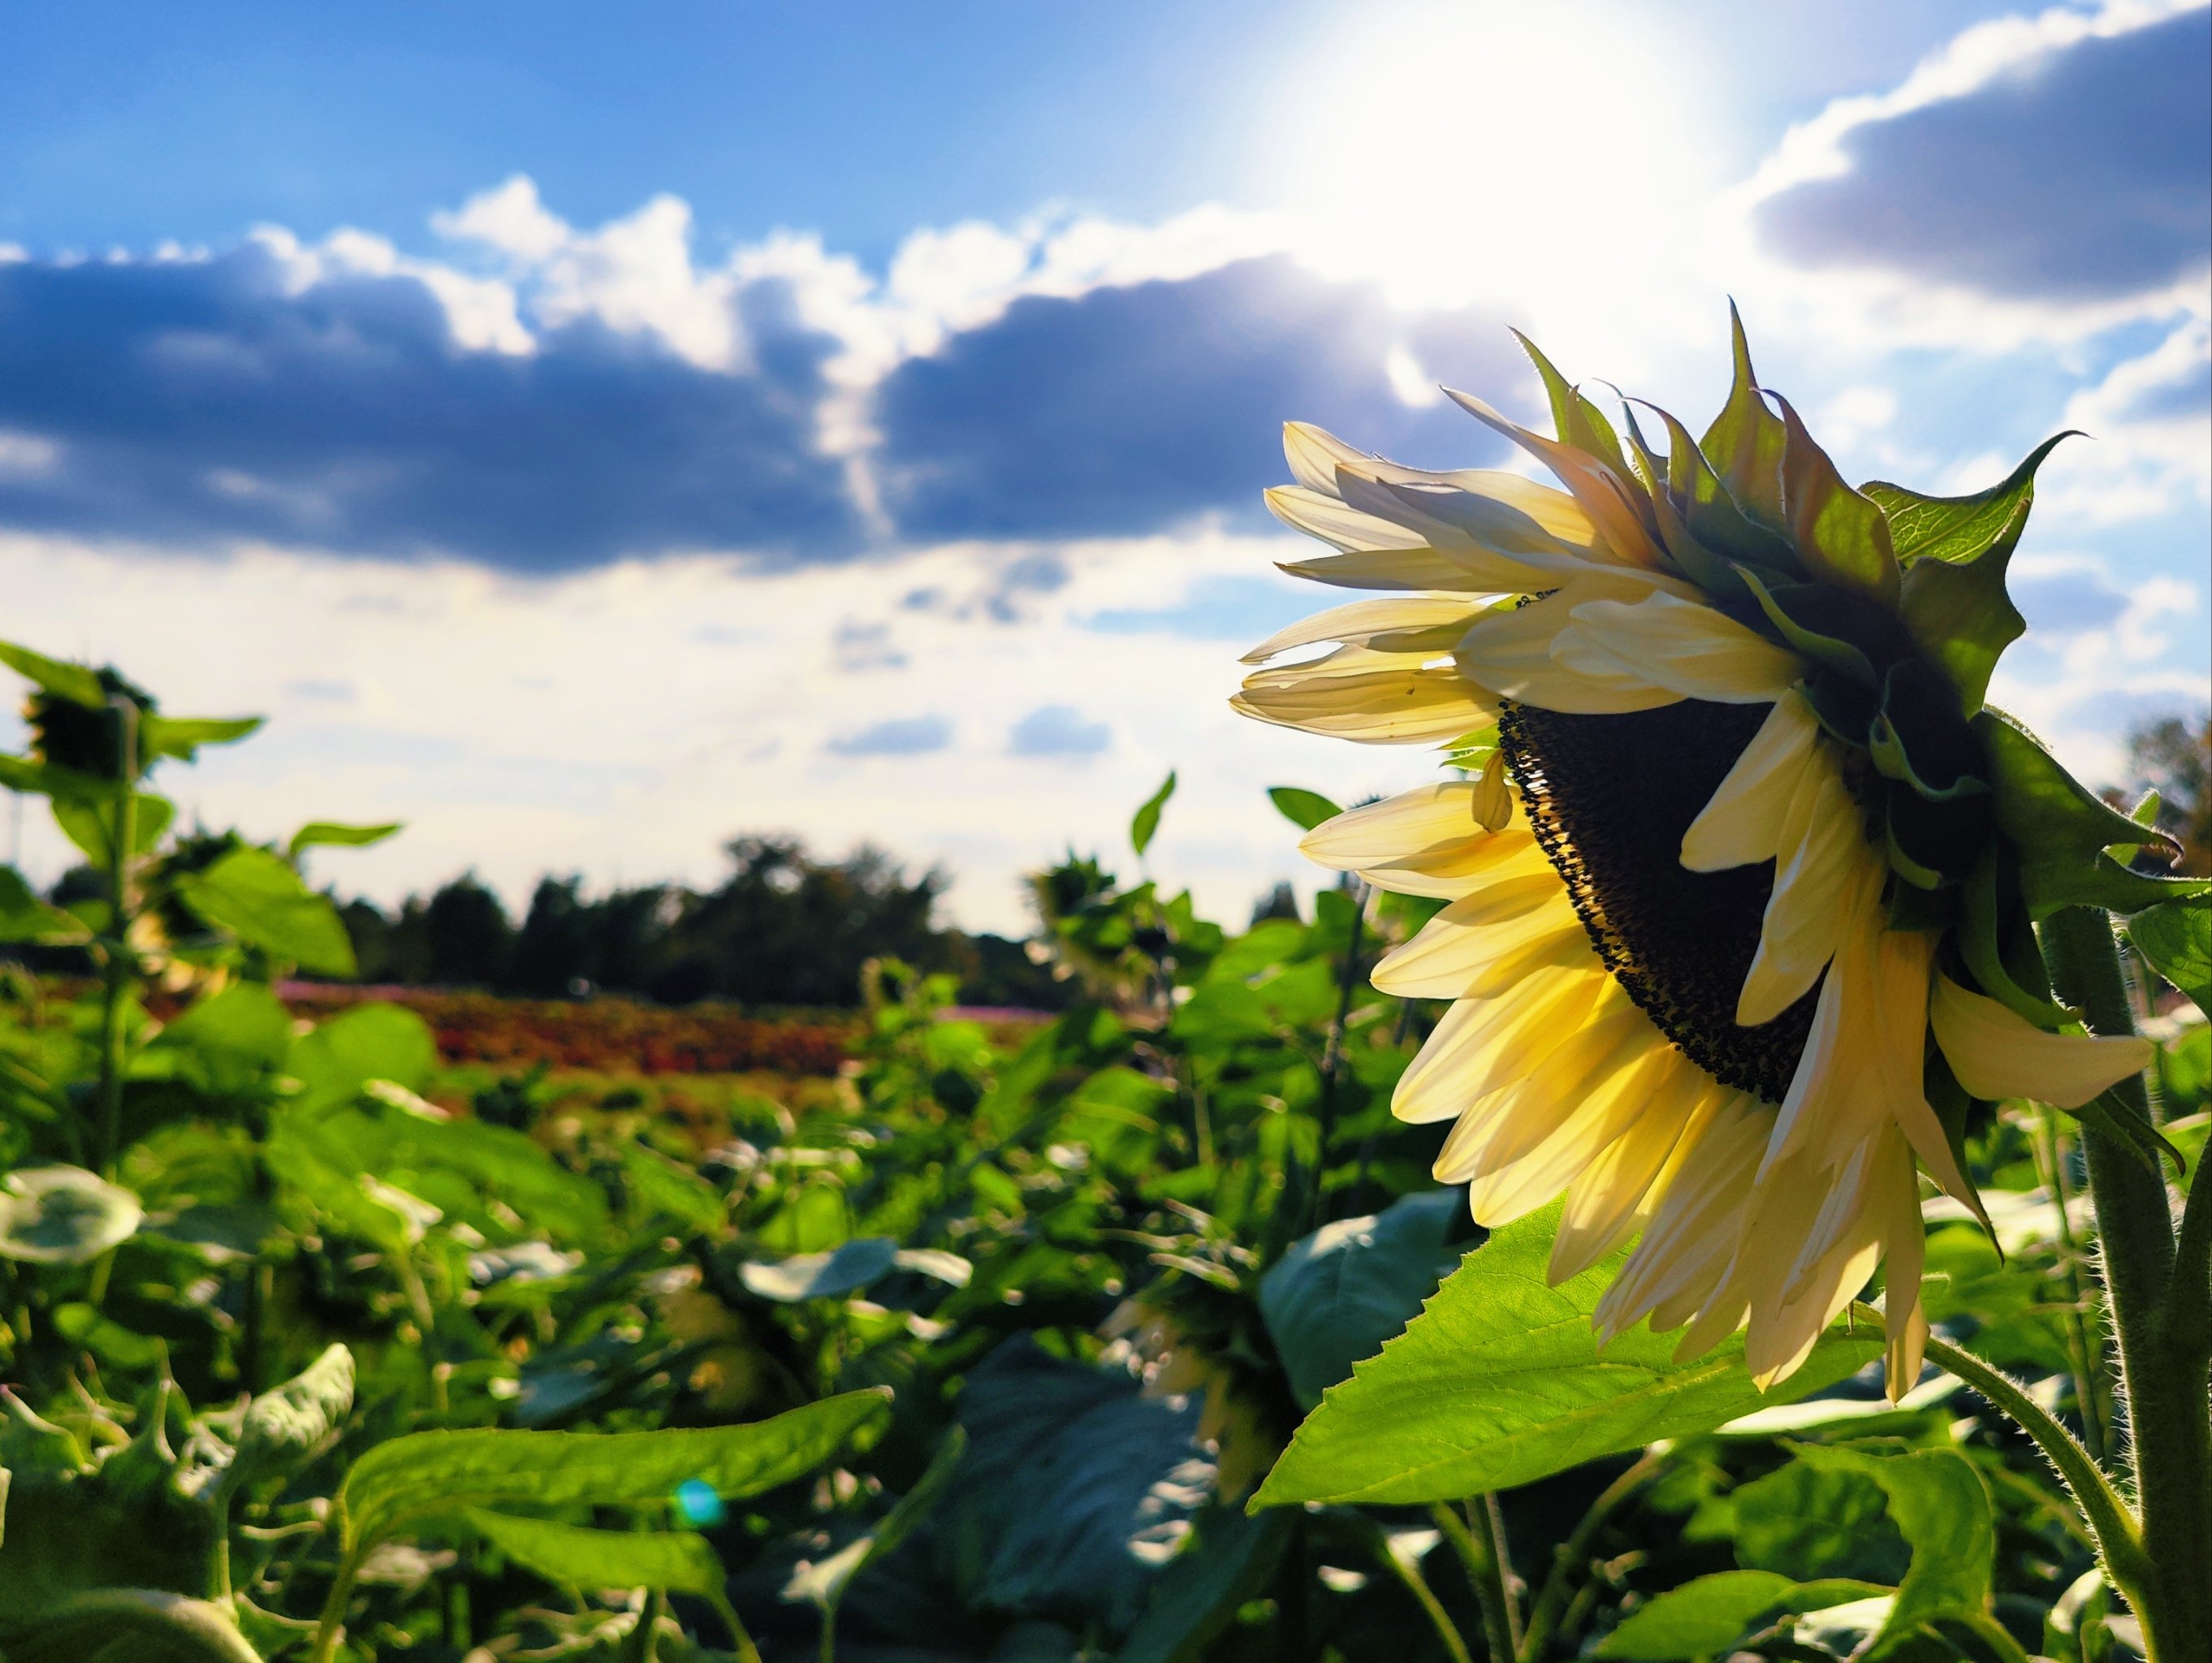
[[2, 320, 2210, 1663]]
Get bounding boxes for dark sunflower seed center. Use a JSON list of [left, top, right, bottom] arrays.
[[1497, 698, 1817, 1104]]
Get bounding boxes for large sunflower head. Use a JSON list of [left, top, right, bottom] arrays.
[[1236, 312, 2202, 1396]]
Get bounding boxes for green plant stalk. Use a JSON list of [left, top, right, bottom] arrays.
[[1310, 879, 1368, 1229], [1912, 1328, 2146, 1598], [1429, 1499, 1519, 1663], [1378, 1526, 1474, 1663], [706, 1589, 764, 1663], [2034, 1106, 2110, 1464], [94, 698, 140, 1178], [2041, 905, 2211, 1663], [1519, 1449, 1662, 1660]]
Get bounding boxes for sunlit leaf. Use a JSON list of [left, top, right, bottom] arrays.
[[1594, 1571, 1885, 1661], [0, 640, 108, 710], [739, 1236, 899, 1302], [287, 1004, 439, 1116], [467, 1510, 724, 1596], [0, 1166, 143, 1264], [1251, 1203, 1883, 1508], [287, 821, 403, 857], [1266, 787, 1341, 833], [1130, 771, 1177, 857], [0, 864, 88, 944], [177, 847, 356, 977], [2130, 897, 2212, 1021], [338, 1389, 892, 1558], [228, 1344, 356, 1494], [138, 715, 264, 766], [0, 1592, 263, 1663]]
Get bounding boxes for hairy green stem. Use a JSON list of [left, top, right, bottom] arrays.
[[2041, 906, 2210, 1663], [1916, 1330, 2146, 1596], [1519, 1450, 1661, 1660], [2034, 1108, 2110, 1464], [1430, 1498, 1519, 1661]]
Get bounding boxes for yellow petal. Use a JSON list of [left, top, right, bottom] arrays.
[[1234, 646, 1497, 745], [1393, 967, 1609, 1125], [1551, 1064, 1719, 1282], [1929, 974, 2152, 1108], [1681, 692, 1821, 872], [1445, 389, 1665, 570], [1455, 585, 1681, 715], [1370, 876, 1579, 999], [1242, 596, 1494, 665], [1277, 546, 1492, 593], [1566, 591, 1802, 705], [1736, 765, 1874, 1026], [1299, 782, 1492, 866]]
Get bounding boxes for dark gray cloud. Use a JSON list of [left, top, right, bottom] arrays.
[[1009, 704, 1110, 757], [825, 715, 951, 757], [872, 255, 1523, 541], [1756, 9, 2212, 300], [0, 241, 1533, 568], [0, 241, 861, 571]]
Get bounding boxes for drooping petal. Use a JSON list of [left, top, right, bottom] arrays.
[[1736, 763, 1874, 1026], [1369, 877, 1583, 999], [1393, 966, 1609, 1125], [1551, 1062, 1722, 1282], [1681, 692, 1821, 872], [1233, 645, 1497, 745], [1300, 782, 1492, 865], [1455, 584, 1682, 715], [1242, 596, 1497, 666], [1445, 389, 1666, 570], [1566, 590, 1802, 705], [1929, 974, 2152, 1108]]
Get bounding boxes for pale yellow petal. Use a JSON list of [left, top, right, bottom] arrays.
[[1736, 766, 1876, 1026], [1929, 974, 2152, 1108], [1369, 877, 1580, 999], [1298, 782, 1493, 866], [1462, 1023, 1678, 1223], [1233, 645, 1496, 745], [1265, 485, 1428, 555], [1393, 966, 1609, 1125], [1455, 585, 1681, 715], [1681, 692, 1821, 873], [1445, 389, 1665, 569], [1277, 547, 1491, 594], [1551, 1064, 1721, 1281], [1566, 591, 1802, 705], [1242, 596, 1495, 666]]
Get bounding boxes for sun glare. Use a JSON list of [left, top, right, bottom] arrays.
[[1263, 0, 1720, 369]]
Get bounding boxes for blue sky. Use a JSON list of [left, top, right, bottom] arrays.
[[1, 0, 2206, 931]]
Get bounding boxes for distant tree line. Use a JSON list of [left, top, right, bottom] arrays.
[[331, 834, 1071, 1009]]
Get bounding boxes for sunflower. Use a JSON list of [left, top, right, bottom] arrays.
[[1234, 313, 2173, 1395]]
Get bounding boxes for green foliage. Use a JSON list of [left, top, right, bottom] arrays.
[[1254, 1204, 1883, 1507], [0, 634, 2175, 1663], [1132, 769, 1177, 857]]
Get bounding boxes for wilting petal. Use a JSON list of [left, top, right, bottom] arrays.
[[1370, 877, 1581, 999], [1681, 691, 1821, 872], [1242, 597, 1497, 665], [1445, 389, 1665, 570], [1567, 590, 1802, 705], [1736, 764, 1874, 1026], [1233, 645, 1497, 744], [1456, 585, 1680, 715], [1929, 974, 2152, 1107]]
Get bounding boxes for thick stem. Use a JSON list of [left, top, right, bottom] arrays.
[[94, 697, 140, 1180], [2041, 906, 2210, 1663]]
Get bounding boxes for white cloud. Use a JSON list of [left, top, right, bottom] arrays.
[[0, 525, 1381, 936], [2041, 316, 2212, 525], [0, 430, 61, 477]]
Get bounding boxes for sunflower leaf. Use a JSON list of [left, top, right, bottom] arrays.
[[1791, 1443, 1996, 1644], [1266, 787, 1342, 833], [1131, 771, 1177, 857], [1248, 1203, 1884, 1509], [1896, 495, 2030, 719], [1733, 568, 1880, 689], [1774, 395, 1901, 607], [1594, 1570, 1888, 1661], [1700, 303, 1790, 533], [468, 1510, 724, 1596], [175, 846, 358, 978], [1977, 711, 2202, 917], [0, 640, 109, 710], [1514, 332, 1635, 482], [139, 715, 264, 765], [2128, 898, 2212, 1021], [1863, 432, 2076, 567]]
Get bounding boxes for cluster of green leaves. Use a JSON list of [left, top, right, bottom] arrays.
[[0, 641, 2201, 1662]]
